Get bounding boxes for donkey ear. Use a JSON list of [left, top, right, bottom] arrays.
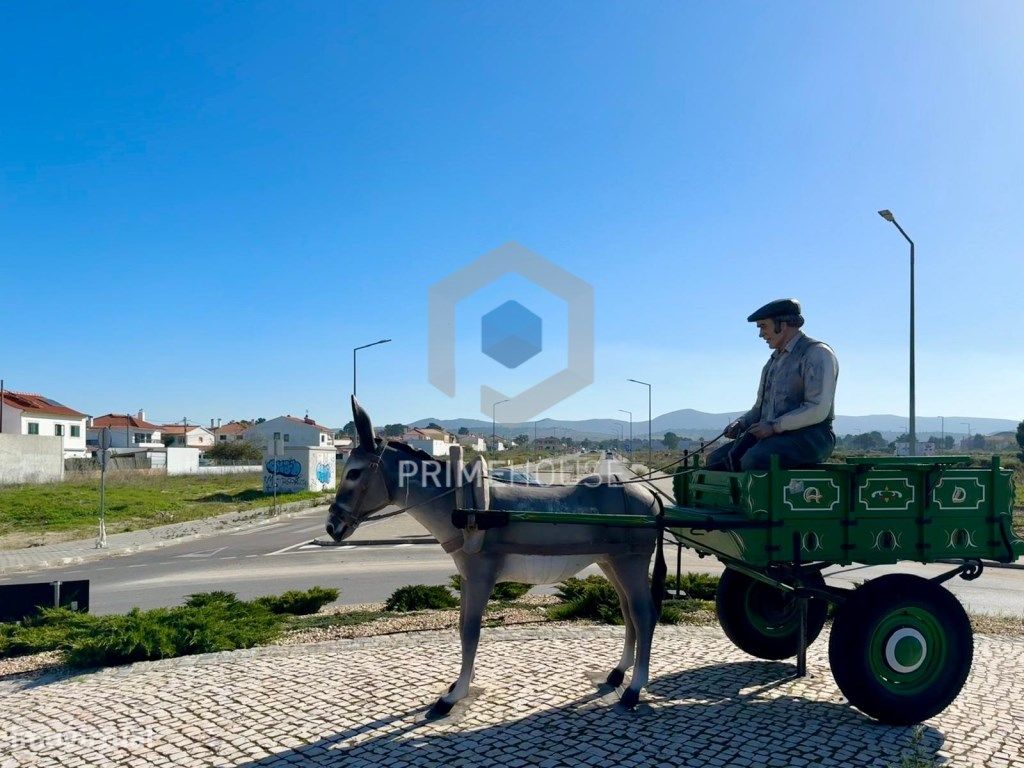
[[351, 395, 376, 450]]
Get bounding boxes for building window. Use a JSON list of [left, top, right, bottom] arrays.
[[28, 422, 39, 435], [220, 435, 227, 441], [134, 432, 152, 444], [55, 424, 65, 436], [273, 432, 281, 440], [283, 434, 290, 442], [70, 425, 80, 437]]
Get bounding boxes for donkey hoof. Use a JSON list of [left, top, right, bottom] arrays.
[[427, 698, 455, 719], [619, 688, 640, 709], [606, 669, 625, 687]]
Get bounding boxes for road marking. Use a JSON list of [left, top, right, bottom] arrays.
[[126, 564, 147, 568], [266, 540, 315, 556], [175, 547, 229, 559], [392, 543, 413, 548], [96, 567, 116, 571], [245, 554, 259, 558], [228, 523, 286, 536]]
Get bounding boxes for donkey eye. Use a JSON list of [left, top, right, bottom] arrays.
[[347, 469, 362, 481]]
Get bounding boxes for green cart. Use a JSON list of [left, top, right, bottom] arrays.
[[663, 454, 1022, 725], [458, 454, 1022, 724]]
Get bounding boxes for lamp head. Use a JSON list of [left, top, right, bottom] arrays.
[[878, 209, 895, 222]]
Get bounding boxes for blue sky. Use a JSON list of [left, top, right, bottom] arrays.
[[2, 3, 1021, 429]]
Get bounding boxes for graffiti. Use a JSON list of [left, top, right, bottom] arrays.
[[315, 461, 332, 485], [266, 458, 301, 478]]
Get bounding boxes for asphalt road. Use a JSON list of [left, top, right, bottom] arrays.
[[0, 456, 1020, 617]]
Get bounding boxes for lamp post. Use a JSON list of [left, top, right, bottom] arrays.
[[492, 399, 509, 449], [961, 421, 971, 450], [352, 339, 392, 397], [618, 409, 633, 457], [628, 378, 652, 467], [878, 209, 916, 456]]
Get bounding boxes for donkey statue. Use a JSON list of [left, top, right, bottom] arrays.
[[326, 397, 664, 716]]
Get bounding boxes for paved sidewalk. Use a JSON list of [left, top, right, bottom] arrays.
[[1, 625, 1021, 767]]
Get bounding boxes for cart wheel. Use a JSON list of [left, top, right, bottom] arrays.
[[828, 574, 973, 725], [716, 568, 827, 660]]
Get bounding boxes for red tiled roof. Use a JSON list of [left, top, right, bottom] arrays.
[[159, 424, 212, 435], [90, 413, 161, 430], [215, 422, 249, 435], [0, 391, 86, 418], [280, 415, 334, 434]]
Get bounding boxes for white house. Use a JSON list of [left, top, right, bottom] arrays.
[[213, 421, 249, 443], [0, 391, 88, 458], [456, 433, 487, 452], [159, 424, 215, 448], [88, 411, 163, 450], [401, 426, 455, 457], [245, 415, 335, 450]]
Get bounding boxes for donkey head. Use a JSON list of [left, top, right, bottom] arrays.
[[325, 396, 393, 542]]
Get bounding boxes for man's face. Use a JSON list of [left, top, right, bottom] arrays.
[[756, 319, 786, 350]]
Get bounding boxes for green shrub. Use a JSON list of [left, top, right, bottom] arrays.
[[549, 576, 624, 624], [549, 575, 685, 625], [184, 591, 240, 608], [664, 572, 720, 600], [448, 575, 532, 602], [254, 587, 339, 615], [65, 600, 282, 667], [1, 608, 97, 657], [385, 585, 458, 612]]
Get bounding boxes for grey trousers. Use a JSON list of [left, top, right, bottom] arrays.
[[705, 422, 836, 471]]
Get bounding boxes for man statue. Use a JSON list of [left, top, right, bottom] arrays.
[[706, 299, 838, 471]]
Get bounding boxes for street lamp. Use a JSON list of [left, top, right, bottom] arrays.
[[878, 209, 916, 456], [618, 409, 633, 457], [492, 399, 509, 448], [961, 422, 971, 450], [627, 378, 653, 467], [352, 339, 392, 396]]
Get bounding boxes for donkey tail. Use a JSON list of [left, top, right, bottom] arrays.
[[650, 496, 667, 618]]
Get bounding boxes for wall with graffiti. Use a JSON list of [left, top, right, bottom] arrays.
[[263, 447, 336, 494]]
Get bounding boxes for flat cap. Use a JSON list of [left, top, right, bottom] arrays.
[[747, 298, 801, 322]]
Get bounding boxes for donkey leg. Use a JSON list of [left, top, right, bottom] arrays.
[[610, 554, 657, 709], [598, 562, 636, 688], [429, 560, 498, 717]]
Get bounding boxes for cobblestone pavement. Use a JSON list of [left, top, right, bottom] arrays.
[[1, 625, 1022, 768]]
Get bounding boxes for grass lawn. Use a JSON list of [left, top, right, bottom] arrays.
[[0, 472, 332, 542]]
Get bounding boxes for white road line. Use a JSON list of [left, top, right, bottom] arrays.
[[266, 540, 315, 556], [245, 554, 259, 558], [96, 567, 116, 571], [392, 543, 413, 548], [228, 523, 286, 536], [175, 546, 229, 559], [126, 564, 147, 568]]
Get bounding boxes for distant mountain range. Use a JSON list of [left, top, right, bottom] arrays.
[[411, 409, 1020, 442]]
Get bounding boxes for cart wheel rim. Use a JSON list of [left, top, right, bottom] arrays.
[[867, 608, 947, 694], [743, 582, 797, 637], [884, 628, 927, 674]]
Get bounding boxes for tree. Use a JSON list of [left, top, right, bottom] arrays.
[[458, 426, 470, 435], [1017, 419, 1024, 462], [515, 434, 530, 445], [383, 423, 407, 437], [846, 431, 888, 451], [427, 422, 443, 431], [662, 431, 680, 450], [206, 441, 262, 463], [341, 421, 356, 438], [927, 435, 956, 450], [970, 433, 987, 450]]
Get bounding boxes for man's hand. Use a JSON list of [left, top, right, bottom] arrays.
[[749, 421, 776, 439], [724, 420, 744, 439]]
